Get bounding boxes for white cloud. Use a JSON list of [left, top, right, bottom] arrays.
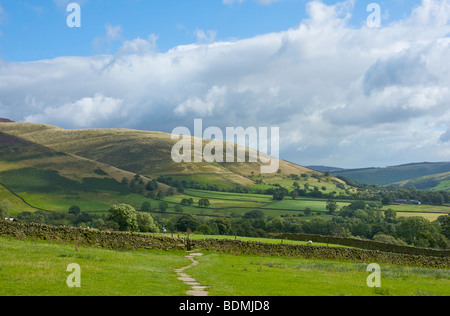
[[92, 24, 123, 52], [2, 0, 450, 167], [195, 29, 217, 43], [25, 94, 124, 128], [175, 86, 228, 117]]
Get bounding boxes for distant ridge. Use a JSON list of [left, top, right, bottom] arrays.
[[307, 165, 344, 173], [0, 118, 14, 123], [330, 162, 450, 186]]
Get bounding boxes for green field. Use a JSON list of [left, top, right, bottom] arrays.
[[1, 237, 448, 296], [0, 237, 190, 296], [188, 251, 450, 296], [382, 204, 450, 222]]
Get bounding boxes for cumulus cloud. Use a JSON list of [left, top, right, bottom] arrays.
[[1, 0, 450, 167], [174, 86, 227, 117], [93, 24, 123, 52], [24, 93, 124, 128]]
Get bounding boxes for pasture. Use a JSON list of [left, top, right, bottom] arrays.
[[0, 236, 448, 296]]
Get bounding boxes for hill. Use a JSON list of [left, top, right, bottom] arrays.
[[395, 171, 450, 191], [0, 128, 166, 213], [329, 162, 450, 187], [0, 122, 333, 190], [307, 165, 344, 173], [0, 122, 351, 214]]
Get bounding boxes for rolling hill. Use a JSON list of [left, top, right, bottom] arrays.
[[312, 162, 450, 188], [395, 171, 450, 191], [0, 122, 326, 188], [0, 121, 347, 213]]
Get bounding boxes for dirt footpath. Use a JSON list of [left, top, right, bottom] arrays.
[[174, 250, 209, 296]]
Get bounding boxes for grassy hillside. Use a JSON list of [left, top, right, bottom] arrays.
[[0, 129, 168, 213], [395, 171, 450, 191], [0, 122, 446, 223], [1, 237, 449, 296], [0, 122, 343, 192], [331, 162, 450, 186]]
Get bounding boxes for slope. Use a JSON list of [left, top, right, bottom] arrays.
[[395, 171, 450, 191], [331, 162, 450, 186], [0, 122, 329, 190], [0, 130, 165, 212]]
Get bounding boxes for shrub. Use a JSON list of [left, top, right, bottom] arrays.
[[107, 204, 138, 232]]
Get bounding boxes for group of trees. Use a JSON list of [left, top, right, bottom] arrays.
[[121, 175, 176, 198], [0, 199, 13, 219], [155, 173, 450, 208], [14, 203, 159, 233], [156, 203, 449, 249], [7, 197, 450, 249]]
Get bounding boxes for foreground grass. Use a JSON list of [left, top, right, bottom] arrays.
[[0, 237, 190, 296], [188, 252, 450, 296], [1, 237, 449, 296]]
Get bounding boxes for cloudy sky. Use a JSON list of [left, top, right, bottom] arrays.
[[1, 0, 450, 168]]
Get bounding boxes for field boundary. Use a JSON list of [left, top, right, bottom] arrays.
[[1, 221, 449, 269], [269, 233, 450, 257], [0, 182, 54, 213]]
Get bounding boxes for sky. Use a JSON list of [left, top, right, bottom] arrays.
[[0, 0, 450, 169]]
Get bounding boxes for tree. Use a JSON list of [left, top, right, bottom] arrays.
[[430, 192, 444, 205], [384, 209, 397, 223], [158, 201, 169, 213], [442, 215, 450, 239], [0, 200, 12, 219], [68, 205, 81, 216], [175, 205, 184, 213], [141, 201, 151, 212], [243, 210, 265, 220], [175, 214, 200, 232], [396, 217, 438, 245], [349, 200, 366, 211], [197, 223, 212, 235], [290, 190, 299, 200], [382, 195, 393, 205], [107, 204, 138, 232], [120, 177, 129, 186], [156, 191, 165, 200], [326, 199, 338, 214], [198, 199, 210, 208], [136, 212, 158, 233], [146, 180, 158, 191], [273, 187, 288, 200], [215, 217, 232, 235]]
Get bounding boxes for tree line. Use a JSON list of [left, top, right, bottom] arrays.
[[6, 198, 449, 249]]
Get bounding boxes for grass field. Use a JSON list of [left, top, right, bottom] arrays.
[[382, 204, 450, 222], [188, 251, 450, 296], [0, 237, 190, 296], [1, 237, 448, 296]]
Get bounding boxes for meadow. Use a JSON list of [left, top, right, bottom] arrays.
[[1, 236, 448, 296]]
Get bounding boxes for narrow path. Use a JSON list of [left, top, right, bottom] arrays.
[[175, 250, 209, 296]]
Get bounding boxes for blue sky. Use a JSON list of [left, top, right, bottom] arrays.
[[1, 0, 449, 169], [1, 0, 422, 61]]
